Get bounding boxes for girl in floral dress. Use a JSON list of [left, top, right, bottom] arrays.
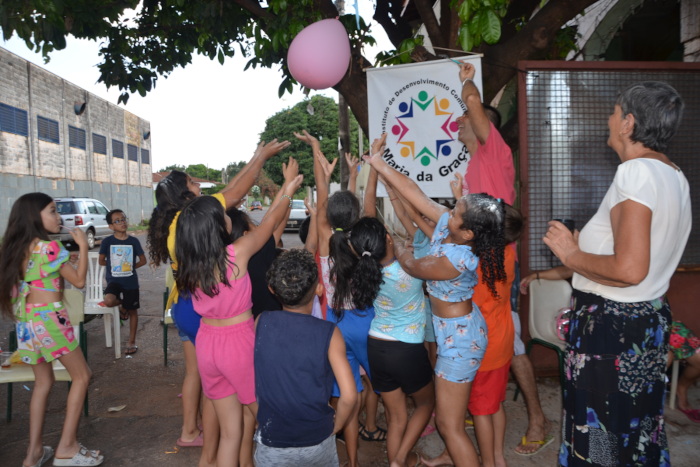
[[0, 193, 102, 466]]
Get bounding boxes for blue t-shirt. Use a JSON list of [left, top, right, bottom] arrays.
[[370, 260, 425, 343], [98, 235, 145, 290], [426, 212, 479, 302]]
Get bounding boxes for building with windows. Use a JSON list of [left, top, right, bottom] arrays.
[[0, 47, 153, 232]]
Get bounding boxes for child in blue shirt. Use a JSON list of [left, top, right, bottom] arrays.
[[99, 209, 147, 355]]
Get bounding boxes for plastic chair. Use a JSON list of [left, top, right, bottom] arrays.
[[85, 252, 121, 358], [669, 360, 680, 409], [163, 266, 175, 366], [513, 279, 572, 402], [3, 290, 88, 421]]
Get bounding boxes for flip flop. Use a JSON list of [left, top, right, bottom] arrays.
[[359, 423, 387, 441], [679, 407, 700, 423], [514, 433, 555, 456], [177, 430, 204, 447], [119, 306, 129, 321], [125, 346, 138, 355], [24, 446, 53, 467], [420, 423, 436, 437]]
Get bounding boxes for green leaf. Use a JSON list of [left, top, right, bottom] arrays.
[[218, 48, 224, 65], [540, 0, 547, 8], [458, 24, 472, 51], [136, 82, 146, 97], [458, 1, 470, 23], [481, 9, 501, 44], [469, 11, 481, 33]]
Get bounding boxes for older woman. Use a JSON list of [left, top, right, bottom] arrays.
[[544, 82, 690, 467]]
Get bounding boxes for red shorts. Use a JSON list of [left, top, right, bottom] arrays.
[[468, 360, 511, 416]]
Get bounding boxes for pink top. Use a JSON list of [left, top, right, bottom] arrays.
[[192, 244, 253, 319], [462, 122, 518, 258]]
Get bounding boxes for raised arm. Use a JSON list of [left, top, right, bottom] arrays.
[[459, 62, 490, 145], [303, 197, 318, 254], [345, 152, 360, 195], [264, 156, 298, 245], [393, 239, 460, 281], [364, 165, 379, 218], [393, 188, 435, 239], [364, 134, 447, 224], [381, 176, 417, 238], [60, 228, 88, 289], [219, 139, 291, 207]]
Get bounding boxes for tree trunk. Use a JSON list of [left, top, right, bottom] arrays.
[[338, 95, 351, 190]]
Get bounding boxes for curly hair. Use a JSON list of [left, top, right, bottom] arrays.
[[460, 194, 507, 299], [0, 193, 54, 319], [266, 249, 319, 308], [147, 170, 196, 268], [326, 190, 362, 320], [174, 196, 233, 299]]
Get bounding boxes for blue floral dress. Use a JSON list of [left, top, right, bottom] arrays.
[[559, 290, 671, 467]]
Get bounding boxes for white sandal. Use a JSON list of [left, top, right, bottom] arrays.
[[24, 446, 54, 467], [52, 444, 103, 466]]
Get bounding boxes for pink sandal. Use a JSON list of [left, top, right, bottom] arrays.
[[420, 424, 436, 437], [679, 407, 700, 423], [177, 430, 204, 447]]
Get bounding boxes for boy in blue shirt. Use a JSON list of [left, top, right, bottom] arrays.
[[99, 209, 147, 355]]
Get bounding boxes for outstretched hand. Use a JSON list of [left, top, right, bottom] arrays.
[[293, 130, 320, 149], [260, 139, 291, 159], [304, 197, 317, 217], [282, 156, 299, 184], [345, 153, 359, 176], [459, 61, 476, 82], [315, 150, 338, 181], [450, 172, 463, 199], [284, 174, 304, 195], [370, 133, 387, 156]]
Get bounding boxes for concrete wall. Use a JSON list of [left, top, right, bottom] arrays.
[[0, 47, 153, 232]]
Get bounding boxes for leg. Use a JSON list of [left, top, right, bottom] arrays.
[[511, 354, 549, 454], [362, 375, 380, 433], [54, 348, 94, 460], [127, 309, 138, 349], [180, 340, 203, 443], [430, 378, 479, 467], [473, 403, 507, 467], [239, 405, 256, 467], [390, 382, 435, 467], [23, 362, 55, 467], [381, 388, 407, 464], [103, 293, 122, 308], [492, 403, 507, 467], [332, 394, 362, 467], [199, 396, 219, 467], [211, 394, 244, 467], [677, 352, 700, 411]]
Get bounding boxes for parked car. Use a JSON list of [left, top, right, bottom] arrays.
[[238, 204, 247, 212], [286, 199, 307, 230], [250, 200, 263, 211], [51, 197, 112, 249]]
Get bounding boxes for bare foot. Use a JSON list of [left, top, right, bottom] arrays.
[[421, 450, 454, 467], [514, 418, 551, 455]]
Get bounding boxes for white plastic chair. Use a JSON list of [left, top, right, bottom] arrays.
[[514, 278, 572, 401], [85, 252, 121, 358]]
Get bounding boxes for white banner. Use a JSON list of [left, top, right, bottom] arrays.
[[367, 56, 483, 197]]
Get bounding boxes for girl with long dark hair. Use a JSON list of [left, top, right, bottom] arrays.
[[365, 134, 507, 467], [294, 130, 370, 467], [148, 139, 289, 466], [0, 193, 101, 466], [174, 171, 303, 467]]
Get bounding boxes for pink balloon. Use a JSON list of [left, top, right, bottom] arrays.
[[288, 19, 351, 90]]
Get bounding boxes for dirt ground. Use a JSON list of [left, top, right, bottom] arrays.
[[1, 231, 699, 466]]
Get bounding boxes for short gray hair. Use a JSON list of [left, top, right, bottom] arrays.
[[615, 81, 684, 152]]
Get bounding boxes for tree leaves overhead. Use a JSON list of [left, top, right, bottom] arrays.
[[451, 0, 507, 51], [259, 95, 368, 189]]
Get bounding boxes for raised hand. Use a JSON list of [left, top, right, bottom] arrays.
[[282, 156, 299, 184], [459, 61, 476, 82], [370, 133, 387, 156], [450, 172, 463, 199], [543, 221, 580, 266], [70, 227, 88, 250], [293, 130, 321, 150], [285, 174, 304, 195], [344, 152, 359, 175], [304, 197, 317, 217], [261, 139, 291, 159], [315, 150, 338, 181]]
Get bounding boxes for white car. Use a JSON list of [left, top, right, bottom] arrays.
[[285, 199, 307, 230]]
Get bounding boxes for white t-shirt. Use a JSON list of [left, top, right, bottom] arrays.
[[572, 158, 691, 303]]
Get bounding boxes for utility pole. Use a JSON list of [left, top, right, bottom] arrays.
[[335, 0, 351, 190]]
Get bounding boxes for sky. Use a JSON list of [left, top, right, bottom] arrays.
[[1, 1, 393, 172]]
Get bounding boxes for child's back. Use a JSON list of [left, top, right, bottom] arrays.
[[254, 310, 336, 447]]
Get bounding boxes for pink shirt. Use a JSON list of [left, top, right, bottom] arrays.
[[193, 244, 253, 319], [462, 122, 518, 257]]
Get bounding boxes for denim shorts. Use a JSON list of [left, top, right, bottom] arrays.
[[432, 304, 487, 383]]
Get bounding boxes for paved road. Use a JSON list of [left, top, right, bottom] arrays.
[[247, 207, 304, 249]]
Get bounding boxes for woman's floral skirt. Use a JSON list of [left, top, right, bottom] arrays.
[[559, 290, 671, 467]]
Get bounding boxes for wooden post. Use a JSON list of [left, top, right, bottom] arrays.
[[681, 0, 700, 62], [335, 0, 351, 190]]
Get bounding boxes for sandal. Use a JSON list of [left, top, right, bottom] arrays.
[[679, 407, 700, 423], [119, 306, 129, 321], [514, 433, 555, 456], [408, 450, 421, 467], [125, 346, 138, 355], [420, 423, 436, 437], [177, 430, 204, 447], [24, 446, 53, 467], [53, 444, 103, 466], [359, 423, 387, 442]]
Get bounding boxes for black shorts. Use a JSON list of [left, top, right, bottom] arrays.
[[367, 338, 433, 394], [104, 283, 140, 310]]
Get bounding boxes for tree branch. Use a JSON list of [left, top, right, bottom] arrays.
[[413, 0, 446, 48], [373, 0, 413, 48]]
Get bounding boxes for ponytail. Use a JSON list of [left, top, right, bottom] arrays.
[[348, 217, 387, 310]]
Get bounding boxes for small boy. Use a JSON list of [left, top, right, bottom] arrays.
[[254, 249, 357, 467], [99, 209, 147, 355]]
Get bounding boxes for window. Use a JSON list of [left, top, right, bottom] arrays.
[[141, 149, 150, 165], [75, 201, 88, 214], [112, 140, 124, 158], [56, 202, 75, 214], [0, 103, 28, 136], [95, 203, 108, 215], [85, 201, 98, 214], [69, 126, 86, 150], [292, 200, 306, 210], [127, 144, 138, 162], [93, 134, 107, 154], [37, 116, 59, 144]]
